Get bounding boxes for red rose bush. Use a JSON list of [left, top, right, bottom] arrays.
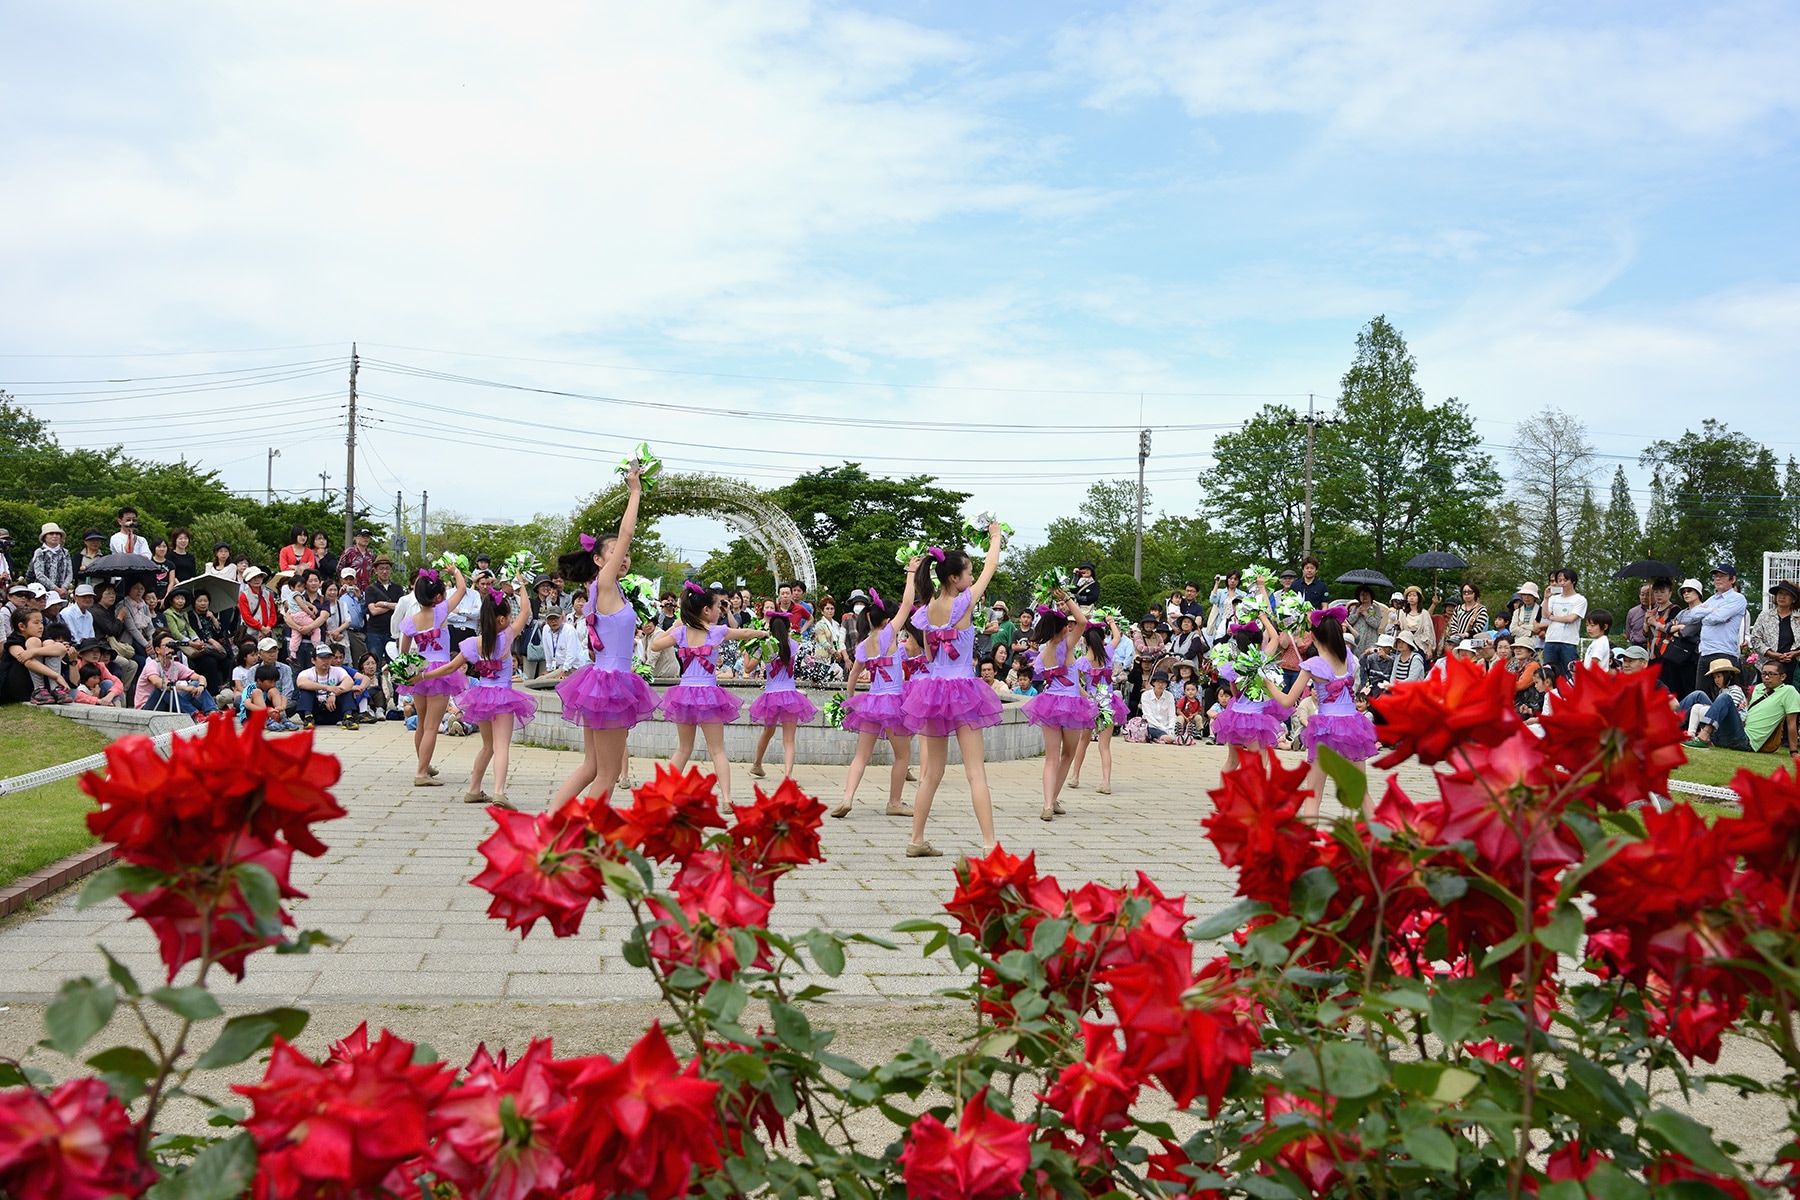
[[7, 663, 1800, 1198]]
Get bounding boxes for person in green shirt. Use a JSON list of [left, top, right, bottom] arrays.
[[1684, 661, 1800, 753], [985, 601, 1017, 658]]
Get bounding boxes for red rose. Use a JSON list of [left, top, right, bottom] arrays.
[[124, 835, 302, 981], [1538, 665, 1687, 808], [235, 1024, 453, 1200], [1434, 734, 1579, 873], [429, 1040, 572, 1200], [1104, 935, 1257, 1115], [898, 1087, 1033, 1200], [944, 845, 1039, 945], [1587, 804, 1733, 971], [1041, 1023, 1140, 1136], [1725, 763, 1800, 878], [0, 1078, 153, 1200], [615, 765, 727, 863], [548, 1024, 723, 1200], [1371, 653, 1521, 768], [472, 800, 608, 938], [1202, 750, 1319, 908], [729, 778, 827, 872]]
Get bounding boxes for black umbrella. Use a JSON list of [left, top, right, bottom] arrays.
[[1613, 560, 1681, 581], [1403, 551, 1470, 571], [1334, 568, 1395, 591], [79, 552, 162, 592]]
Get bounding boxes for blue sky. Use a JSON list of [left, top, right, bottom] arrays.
[[2, 0, 1796, 556]]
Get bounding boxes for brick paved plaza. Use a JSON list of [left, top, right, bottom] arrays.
[[0, 725, 1401, 1006]]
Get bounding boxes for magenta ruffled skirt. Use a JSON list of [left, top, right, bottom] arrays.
[[660, 683, 744, 726], [404, 672, 466, 699], [1103, 694, 1129, 728], [556, 665, 657, 731], [902, 677, 1004, 738], [1025, 691, 1098, 730], [1300, 712, 1379, 763], [1213, 698, 1291, 750], [749, 690, 818, 726], [841, 693, 919, 739], [459, 685, 538, 726]]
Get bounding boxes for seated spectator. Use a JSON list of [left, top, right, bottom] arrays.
[[1444, 583, 1489, 644], [1682, 660, 1800, 753], [220, 643, 259, 710], [1504, 634, 1543, 716], [137, 631, 217, 714], [2, 608, 74, 705], [74, 663, 124, 707], [980, 658, 1009, 697], [1584, 609, 1614, 671], [355, 651, 388, 718], [118, 580, 155, 663], [1140, 670, 1177, 743], [1375, 631, 1426, 695], [1175, 678, 1205, 742], [76, 639, 128, 706], [1362, 633, 1396, 690], [991, 641, 1013, 680], [296, 644, 360, 728], [1617, 644, 1652, 675], [527, 607, 587, 684], [242, 662, 297, 730], [1011, 661, 1039, 697], [254, 636, 297, 710]]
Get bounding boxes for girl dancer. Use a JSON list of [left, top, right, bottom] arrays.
[[1068, 613, 1125, 794], [397, 563, 468, 786], [551, 461, 656, 804], [1022, 589, 1094, 821], [833, 573, 920, 819], [903, 526, 1006, 858], [1273, 606, 1377, 820], [1209, 585, 1290, 772], [748, 607, 819, 780], [417, 576, 536, 808], [649, 582, 765, 804]]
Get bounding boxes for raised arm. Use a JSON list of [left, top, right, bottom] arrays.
[[445, 565, 468, 614], [895, 556, 922, 630], [507, 578, 532, 639], [599, 463, 644, 593], [966, 523, 1004, 606]]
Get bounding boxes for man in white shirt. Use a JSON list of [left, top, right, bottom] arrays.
[[1533, 569, 1587, 681], [1140, 670, 1178, 743], [60, 583, 97, 644], [108, 506, 152, 557], [297, 645, 359, 726], [528, 608, 588, 685]]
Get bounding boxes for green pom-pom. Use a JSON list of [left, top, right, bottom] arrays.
[[962, 512, 1013, 556], [500, 550, 542, 581], [823, 693, 847, 728], [618, 574, 661, 623], [633, 659, 656, 683], [894, 538, 926, 568], [432, 551, 470, 576], [617, 442, 664, 491], [1031, 567, 1072, 607]]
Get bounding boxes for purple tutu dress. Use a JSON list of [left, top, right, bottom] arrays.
[[902, 593, 1003, 738], [456, 629, 537, 726], [1211, 661, 1292, 750], [842, 626, 919, 738], [1297, 655, 1378, 763], [1078, 645, 1129, 728], [748, 639, 818, 725], [556, 581, 658, 730], [1024, 639, 1098, 730], [400, 602, 466, 699], [659, 623, 744, 726]]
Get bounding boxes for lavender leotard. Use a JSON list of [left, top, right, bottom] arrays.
[[903, 593, 1003, 738], [842, 625, 920, 738], [456, 629, 538, 726], [1024, 637, 1099, 730], [555, 580, 658, 730], [748, 638, 818, 725], [1297, 655, 1378, 763], [1078, 643, 1128, 729], [400, 602, 466, 699], [659, 623, 744, 726]]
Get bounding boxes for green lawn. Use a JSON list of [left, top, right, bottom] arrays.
[[0, 707, 108, 887], [1670, 746, 1797, 791]]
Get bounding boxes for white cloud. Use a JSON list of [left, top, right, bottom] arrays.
[[1061, 0, 1800, 152]]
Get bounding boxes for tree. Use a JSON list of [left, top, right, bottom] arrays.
[[1784, 456, 1800, 551], [1642, 468, 1677, 565], [1198, 405, 1308, 569], [1314, 317, 1501, 577], [1509, 408, 1597, 576], [1601, 465, 1641, 570], [1640, 420, 1787, 577], [1566, 485, 1609, 604]]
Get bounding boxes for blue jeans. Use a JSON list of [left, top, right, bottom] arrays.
[[1679, 689, 1752, 751], [147, 687, 218, 716], [365, 630, 390, 668], [1542, 641, 1578, 679]]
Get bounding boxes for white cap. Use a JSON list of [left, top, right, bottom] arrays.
[[1376, 633, 1396, 647], [1517, 581, 1540, 598], [74, 583, 95, 597], [1456, 639, 1475, 652], [26, 582, 47, 598], [340, 567, 357, 577], [1679, 577, 1704, 595], [8, 583, 30, 595], [257, 636, 280, 651]]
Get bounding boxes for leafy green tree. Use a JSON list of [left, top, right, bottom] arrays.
[[187, 512, 275, 576], [1642, 468, 1677, 564], [1315, 317, 1501, 578], [1640, 420, 1787, 576], [1198, 404, 1309, 568], [1784, 456, 1800, 551]]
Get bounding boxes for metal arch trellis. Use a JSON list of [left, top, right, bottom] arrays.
[[587, 475, 817, 594]]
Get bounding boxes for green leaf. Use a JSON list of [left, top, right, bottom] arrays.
[[273, 929, 338, 955], [150, 986, 224, 1022], [891, 917, 948, 934], [1429, 988, 1483, 1045], [45, 977, 117, 1057], [86, 1045, 159, 1081], [1564, 1053, 1634, 1120], [700, 978, 749, 1024], [0, 1062, 26, 1087], [666, 965, 709, 991], [805, 930, 846, 977], [1401, 1125, 1458, 1173], [1391, 1061, 1480, 1103], [978, 1032, 1019, 1059], [1536, 1181, 1587, 1200], [1289, 867, 1339, 924], [1379, 983, 1430, 1012], [1029, 918, 1071, 959], [233, 862, 281, 923], [1191, 898, 1271, 941], [771, 1002, 812, 1051], [1316, 746, 1367, 809], [1423, 870, 1469, 905], [77, 864, 165, 910], [193, 1008, 309, 1071], [1236, 1172, 1301, 1199], [1319, 1042, 1385, 1099], [1535, 904, 1584, 956], [146, 1132, 257, 1200], [1481, 931, 1528, 968], [719, 1052, 769, 1083], [1597, 807, 1646, 839], [1282, 967, 1343, 989], [411, 1042, 439, 1065], [99, 947, 142, 998], [1585, 1162, 1649, 1200], [1641, 1108, 1738, 1178]]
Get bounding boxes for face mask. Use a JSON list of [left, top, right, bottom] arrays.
[[852, 603, 865, 613]]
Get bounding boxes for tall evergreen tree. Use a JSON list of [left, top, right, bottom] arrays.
[[1601, 465, 1642, 569]]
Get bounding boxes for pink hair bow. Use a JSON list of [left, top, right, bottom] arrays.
[[867, 586, 883, 608], [927, 547, 945, 563], [1309, 605, 1350, 628], [417, 569, 439, 584], [1034, 604, 1053, 615], [578, 533, 597, 552], [683, 580, 708, 596], [486, 588, 506, 605]]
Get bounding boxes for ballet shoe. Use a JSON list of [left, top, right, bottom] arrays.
[[414, 774, 443, 787], [885, 802, 914, 817], [830, 802, 853, 819], [1052, 799, 1066, 815], [905, 841, 942, 858], [749, 763, 767, 778]]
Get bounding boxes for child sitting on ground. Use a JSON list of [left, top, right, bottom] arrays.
[[1175, 679, 1205, 744], [74, 663, 123, 707], [242, 662, 298, 731]]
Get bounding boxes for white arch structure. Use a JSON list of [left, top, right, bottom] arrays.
[[591, 474, 817, 593]]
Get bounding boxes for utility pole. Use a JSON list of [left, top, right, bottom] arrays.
[[318, 471, 330, 503], [1294, 394, 1338, 559], [394, 490, 404, 572], [420, 490, 429, 565], [1134, 427, 1151, 582], [344, 344, 359, 550], [266, 448, 280, 504]]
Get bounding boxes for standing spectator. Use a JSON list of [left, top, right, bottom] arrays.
[[311, 530, 339, 582], [0, 528, 12, 587], [1180, 582, 1205, 620], [166, 528, 197, 585], [1583, 610, 1614, 671], [136, 631, 217, 714], [237, 567, 278, 645], [1072, 561, 1099, 607], [1533, 569, 1587, 680], [78, 529, 107, 573], [1751, 581, 1800, 684], [1669, 564, 1748, 697], [1296, 555, 1329, 608], [1625, 584, 1654, 649], [204, 541, 237, 581], [146, 537, 175, 597], [28, 523, 72, 596], [278, 527, 314, 574], [283, 570, 327, 666], [812, 595, 845, 675], [109, 507, 151, 557], [362, 556, 402, 665], [1344, 587, 1386, 653], [1393, 586, 1436, 659], [339, 528, 376, 590], [1510, 582, 1542, 638], [330, 571, 365, 663], [531, 607, 587, 681], [1444, 583, 1489, 644], [1206, 571, 1243, 639]]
